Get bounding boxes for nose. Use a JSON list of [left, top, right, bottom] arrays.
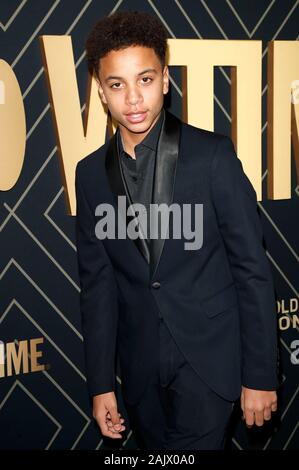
[[126, 84, 142, 107]]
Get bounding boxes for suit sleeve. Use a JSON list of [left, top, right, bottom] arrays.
[[211, 136, 280, 391], [75, 163, 119, 397]]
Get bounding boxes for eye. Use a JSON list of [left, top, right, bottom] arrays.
[[141, 77, 152, 84], [110, 82, 122, 89]]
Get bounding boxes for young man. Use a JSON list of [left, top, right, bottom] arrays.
[[75, 11, 279, 450]]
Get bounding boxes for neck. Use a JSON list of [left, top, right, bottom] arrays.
[[119, 110, 162, 159]]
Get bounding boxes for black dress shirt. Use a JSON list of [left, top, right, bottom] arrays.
[[117, 108, 165, 243]]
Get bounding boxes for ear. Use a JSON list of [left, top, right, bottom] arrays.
[[162, 65, 169, 95], [95, 77, 107, 104]]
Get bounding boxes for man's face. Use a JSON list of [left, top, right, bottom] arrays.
[[96, 46, 169, 135]]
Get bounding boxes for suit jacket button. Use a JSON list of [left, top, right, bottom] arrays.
[[152, 281, 161, 289]]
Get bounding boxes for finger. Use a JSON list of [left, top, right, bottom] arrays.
[[107, 419, 125, 433], [96, 414, 121, 437], [106, 415, 125, 425], [271, 402, 277, 412], [102, 423, 124, 438], [254, 410, 264, 427], [107, 419, 125, 432], [263, 407, 272, 421], [109, 406, 121, 423], [109, 406, 122, 430], [102, 429, 124, 439], [244, 409, 254, 427], [97, 414, 124, 439], [107, 412, 123, 419], [107, 423, 126, 434], [106, 417, 125, 425], [240, 391, 245, 412]]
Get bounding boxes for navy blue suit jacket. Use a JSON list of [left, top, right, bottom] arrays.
[[75, 110, 280, 405]]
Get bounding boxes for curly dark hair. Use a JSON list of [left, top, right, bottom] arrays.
[[85, 10, 168, 79]]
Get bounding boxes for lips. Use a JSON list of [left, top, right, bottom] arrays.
[[125, 111, 148, 124]]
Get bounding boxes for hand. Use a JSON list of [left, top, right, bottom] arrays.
[[241, 386, 277, 427], [92, 391, 126, 439]]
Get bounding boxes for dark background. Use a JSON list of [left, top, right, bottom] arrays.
[[0, 0, 298, 450]]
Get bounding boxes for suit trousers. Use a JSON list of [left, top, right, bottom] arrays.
[[124, 317, 235, 450]]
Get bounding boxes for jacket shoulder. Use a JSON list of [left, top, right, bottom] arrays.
[[179, 120, 234, 164], [75, 140, 110, 182], [181, 120, 230, 148]]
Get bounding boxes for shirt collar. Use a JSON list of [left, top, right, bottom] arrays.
[[117, 108, 165, 157]]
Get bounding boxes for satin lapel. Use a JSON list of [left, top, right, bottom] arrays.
[[105, 130, 150, 264], [149, 110, 181, 281]]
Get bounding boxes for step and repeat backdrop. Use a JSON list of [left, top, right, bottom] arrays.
[[0, 0, 298, 450]]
